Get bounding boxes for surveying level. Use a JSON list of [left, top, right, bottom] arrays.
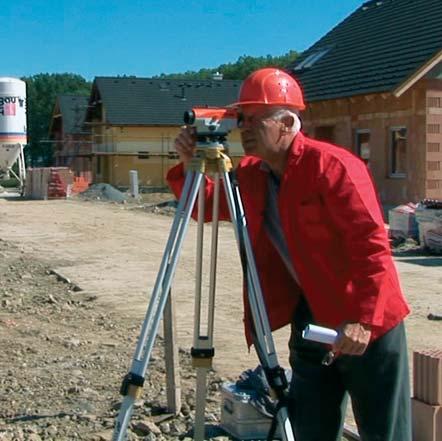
[[183, 107, 237, 140], [113, 108, 295, 441]]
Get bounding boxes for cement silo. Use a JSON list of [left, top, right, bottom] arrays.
[[0, 77, 27, 191]]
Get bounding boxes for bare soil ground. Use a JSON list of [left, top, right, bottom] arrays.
[[0, 194, 441, 440]]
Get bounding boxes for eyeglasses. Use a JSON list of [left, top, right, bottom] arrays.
[[237, 112, 276, 129]]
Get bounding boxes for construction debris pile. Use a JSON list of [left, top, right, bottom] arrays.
[[77, 183, 129, 203], [75, 184, 178, 217]]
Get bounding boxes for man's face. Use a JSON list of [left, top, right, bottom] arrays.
[[237, 105, 284, 159]]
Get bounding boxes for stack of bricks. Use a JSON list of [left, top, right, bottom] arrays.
[[47, 169, 68, 199], [24, 167, 73, 199], [71, 176, 90, 194], [412, 349, 442, 441]]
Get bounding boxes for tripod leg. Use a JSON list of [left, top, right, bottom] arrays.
[[192, 172, 221, 441], [163, 290, 181, 415], [221, 171, 296, 441], [113, 170, 203, 441], [193, 176, 207, 441]]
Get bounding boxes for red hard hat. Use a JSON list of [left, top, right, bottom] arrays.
[[231, 68, 305, 110]]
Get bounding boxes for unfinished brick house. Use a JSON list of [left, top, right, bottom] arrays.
[[49, 95, 92, 179], [290, 0, 442, 206], [83, 76, 243, 187]]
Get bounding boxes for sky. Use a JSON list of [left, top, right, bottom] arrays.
[[2, 0, 363, 80]]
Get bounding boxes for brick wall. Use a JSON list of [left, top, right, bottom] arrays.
[[426, 84, 442, 200], [301, 78, 441, 205]]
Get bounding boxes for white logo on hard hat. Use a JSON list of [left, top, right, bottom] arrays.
[[280, 79, 289, 96]]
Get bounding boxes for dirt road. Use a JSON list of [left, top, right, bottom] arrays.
[[1, 197, 441, 371], [2, 197, 441, 357], [0, 197, 276, 377], [0, 195, 441, 440]]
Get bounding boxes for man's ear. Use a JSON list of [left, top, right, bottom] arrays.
[[281, 115, 295, 132]]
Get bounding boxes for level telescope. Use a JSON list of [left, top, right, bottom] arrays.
[[184, 107, 238, 142]]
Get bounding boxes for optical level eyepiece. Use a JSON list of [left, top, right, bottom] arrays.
[[183, 110, 195, 125]]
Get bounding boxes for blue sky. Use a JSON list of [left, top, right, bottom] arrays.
[[2, 0, 363, 80]]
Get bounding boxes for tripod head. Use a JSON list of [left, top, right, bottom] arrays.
[[184, 107, 237, 144]]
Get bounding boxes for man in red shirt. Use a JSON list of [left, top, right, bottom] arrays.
[[168, 68, 411, 441]]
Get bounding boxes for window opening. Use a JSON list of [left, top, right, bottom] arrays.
[[294, 47, 331, 71], [389, 127, 407, 177], [138, 151, 150, 159], [356, 130, 371, 164]]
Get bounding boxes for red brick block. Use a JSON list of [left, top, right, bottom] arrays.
[[412, 398, 442, 441], [414, 350, 442, 405]]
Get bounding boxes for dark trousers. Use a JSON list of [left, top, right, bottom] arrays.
[[288, 297, 411, 441]]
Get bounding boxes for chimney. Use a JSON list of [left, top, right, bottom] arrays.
[[212, 71, 223, 80]]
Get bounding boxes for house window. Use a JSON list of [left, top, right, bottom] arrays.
[[389, 127, 407, 177], [138, 151, 150, 159], [355, 130, 371, 164], [96, 156, 101, 174], [168, 151, 179, 160]]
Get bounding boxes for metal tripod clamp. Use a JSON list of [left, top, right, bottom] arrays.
[[265, 365, 289, 395], [188, 155, 206, 173], [191, 346, 215, 368], [187, 142, 232, 175], [218, 152, 233, 173], [119, 372, 145, 400]]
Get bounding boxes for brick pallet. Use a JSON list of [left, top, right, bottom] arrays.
[[24, 167, 73, 200], [413, 349, 442, 441]]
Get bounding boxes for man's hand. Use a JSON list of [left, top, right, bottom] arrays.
[[174, 126, 196, 166], [332, 322, 371, 356]]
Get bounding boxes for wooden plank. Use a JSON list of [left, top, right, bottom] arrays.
[[163, 290, 181, 415]]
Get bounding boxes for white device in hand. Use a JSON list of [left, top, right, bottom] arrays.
[[302, 324, 338, 344]]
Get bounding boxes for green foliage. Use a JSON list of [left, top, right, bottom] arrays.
[[22, 52, 297, 165], [155, 50, 299, 80], [22, 73, 91, 166]]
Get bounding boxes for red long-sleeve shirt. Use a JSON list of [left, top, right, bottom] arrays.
[[167, 133, 410, 343]]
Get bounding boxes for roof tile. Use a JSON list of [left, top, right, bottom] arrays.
[[289, 0, 442, 101], [90, 77, 242, 125]]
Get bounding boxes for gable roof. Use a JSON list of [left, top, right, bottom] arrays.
[[56, 95, 90, 134], [87, 77, 242, 126], [289, 0, 442, 102]]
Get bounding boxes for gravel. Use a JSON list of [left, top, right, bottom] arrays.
[[0, 238, 232, 441]]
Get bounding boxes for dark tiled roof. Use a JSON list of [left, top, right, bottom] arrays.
[[58, 95, 90, 134], [289, 0, 442, 102], [90, 77, 242, 125]]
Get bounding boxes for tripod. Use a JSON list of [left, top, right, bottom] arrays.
[[113, 141, 295, 441]]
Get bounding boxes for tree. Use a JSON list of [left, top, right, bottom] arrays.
[[155, 50, 299, 80], [22, 73, 91, 166]]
